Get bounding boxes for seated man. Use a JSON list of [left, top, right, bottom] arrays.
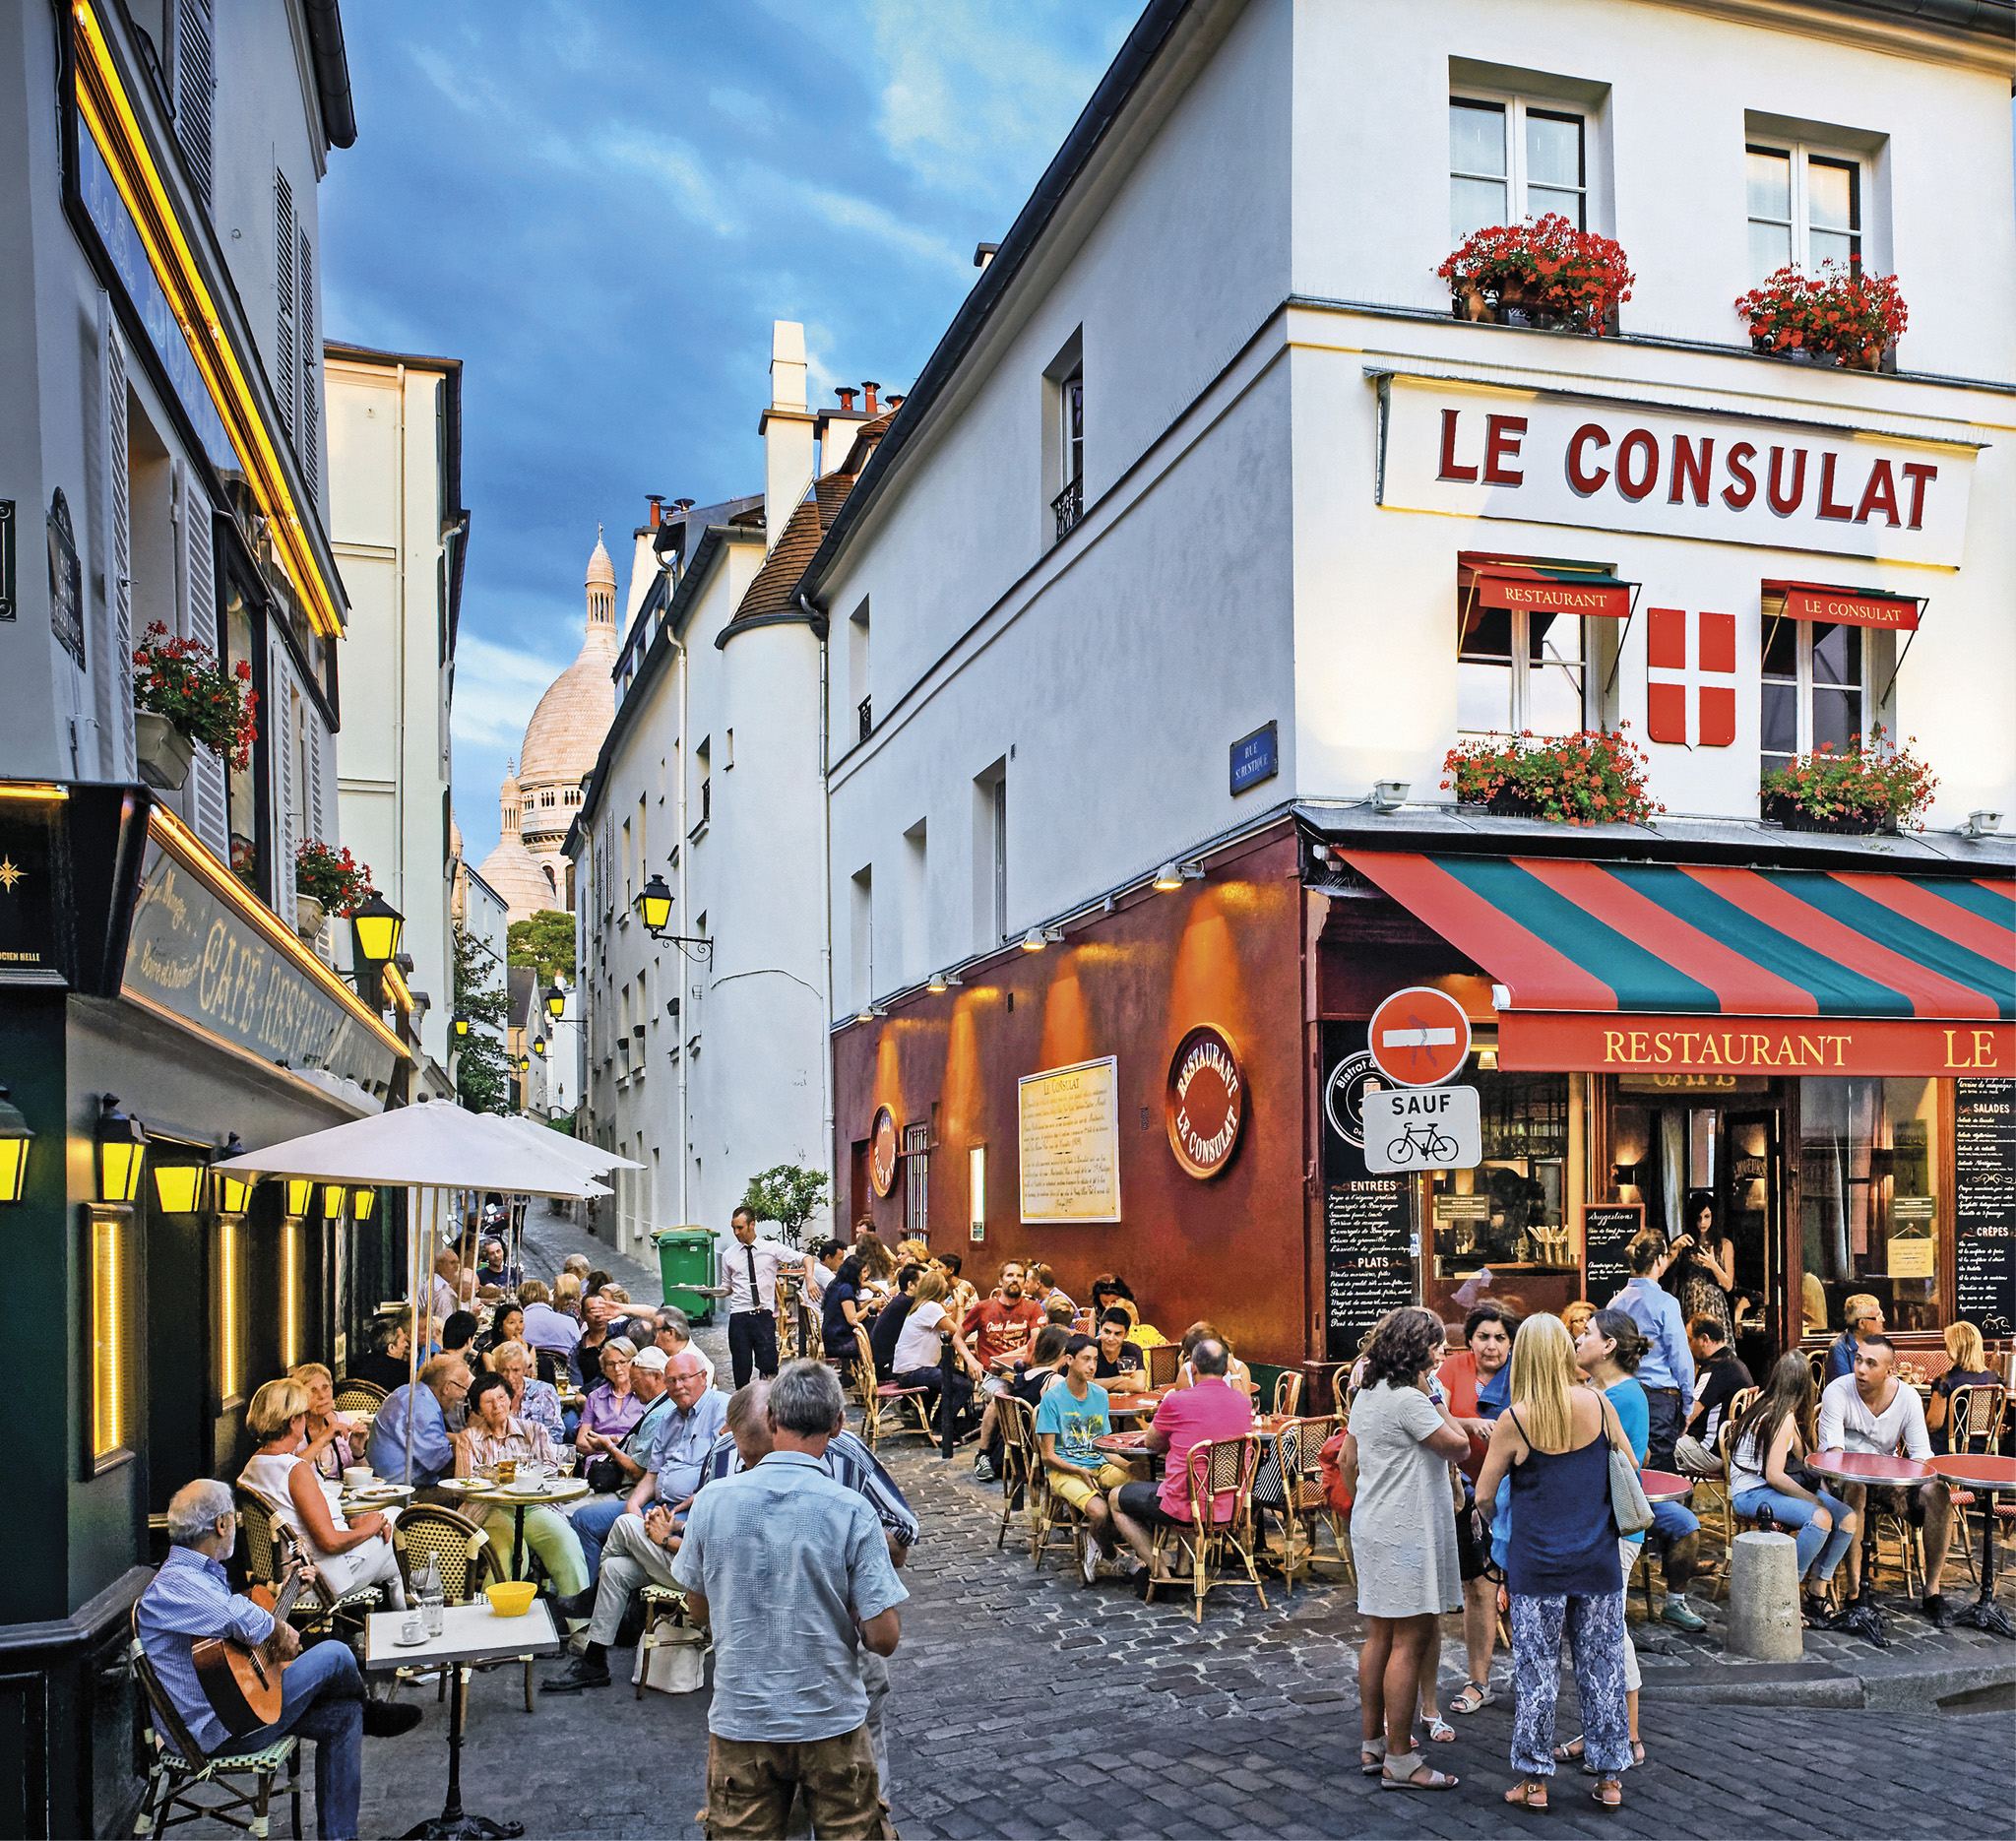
[[1825, 1295, 1884, 1383], [1108, 1338, 1253, 1589], [349, 1314, 415, 1393], [953, 1261, 1046, 1484], [1675, 1316, 1755, 1472], [136, 1480, 419, 1840], [1092, 1308, 1145, 1386], [651, 1305, 718, 1389], [1037, 1335, 1133, 1583], [568, 1345, 673, 1579], [425, 1249, 463, 1327], [869, 1265, 922, 1381], [519, 1280, 580, 1357], [1820, 1333, 1955, 1627], [365, 1355, 470, 1498], [541, 1350, 725, 1692]]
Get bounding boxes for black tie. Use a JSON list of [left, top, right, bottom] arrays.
[[746, 1244, 759, 1313]]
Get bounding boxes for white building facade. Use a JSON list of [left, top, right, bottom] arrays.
[[808, 0, 2014, 1379]]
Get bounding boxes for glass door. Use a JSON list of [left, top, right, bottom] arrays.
[[1721, 1109, 1782, 1372]]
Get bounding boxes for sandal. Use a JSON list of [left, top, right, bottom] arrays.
[[1450, 1681, 1494, 1715], [1591, 1779, 1623, 1810], [1504, 1780, 1548, 1809], [1360, 1737, 1388, 1777], [1553, 1736, 1585, 1762], [1423, 1714, 1456, 1744], [1380, 1754, 1459, 1792]]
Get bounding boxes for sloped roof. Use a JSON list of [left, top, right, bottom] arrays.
[[728, 412, 895, 629]]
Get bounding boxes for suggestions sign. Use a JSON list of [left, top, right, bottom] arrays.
[[1018, 1055, 1122, 1224]]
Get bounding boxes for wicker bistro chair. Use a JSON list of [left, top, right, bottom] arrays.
[[1271, 1371, 1304, 1419], [1146, 1435, 1269, 1622], [1683, 1387, 1756, 1592], [232, 1492, 381, 1641], [1944, 1383, 2010, 1584], [331, 1378, 388, 1417], [634, 1585, 693, 1700], [129, 1605, 302, 1840], [1144, 1343, 1182, 1391], [390, 1504, 535, 1714], [1272, 1415, 1346, 1595], [850, 1326, 933, 1451]]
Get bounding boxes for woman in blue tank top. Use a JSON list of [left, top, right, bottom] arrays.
[[1476, 1314, 1634, 1812]]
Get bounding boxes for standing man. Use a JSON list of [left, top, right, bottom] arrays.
[[673, 1362, 907, 1836], [1607, 1233, 1694, 1468], [701, 1207, 796, 1388], [1438, 1303, 1514, 1715]]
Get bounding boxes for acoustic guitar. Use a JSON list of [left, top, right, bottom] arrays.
[[191, 1561, 310, 1739]]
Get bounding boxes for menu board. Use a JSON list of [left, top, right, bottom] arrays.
[[1018, 1055, 1121, 1223], [1955, 1079, 2015, 1337], [1325, 1180, 1413, 1363], [1582, 1204, 1644, 1307]]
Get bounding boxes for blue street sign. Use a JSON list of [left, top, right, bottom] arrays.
[[1229, 721, 1278, 796]]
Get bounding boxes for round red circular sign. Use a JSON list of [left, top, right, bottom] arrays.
[[868, 1107, 900, 1198], [1166, 1026, 1244, 1179], [1367, 986, 1473, 1087]]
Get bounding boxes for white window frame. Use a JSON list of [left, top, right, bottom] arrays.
[[1759, 616, 1883, 778], [1744, 142, 1862, 281], [1449, 94, 1588, 238], [1457, 606, 1601, 736]]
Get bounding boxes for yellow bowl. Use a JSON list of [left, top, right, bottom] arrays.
[[484, 1582, 536, 1618]]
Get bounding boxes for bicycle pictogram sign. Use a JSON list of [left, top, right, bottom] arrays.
[[1361, 1085, 1481, 1174]]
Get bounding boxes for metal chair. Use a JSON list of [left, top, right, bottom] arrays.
[[1943, 1383, 2007, 1585], [332, 1378, 388, 1416], [1147, 1435, 1269, 1622], [391, 1504, 534, 1714], [1144, 1343, 1182, 1390], [232, 1491, 381, 1640], [129, 1605, 301, 1839], [851, 1326, 933, 1450], [1271, 1371, 1303, 1418]]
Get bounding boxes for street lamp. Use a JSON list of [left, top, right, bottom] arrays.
[[322, 1184, 348, 1220], [638, 874, 672, 934], [153, 1162, 206, 1213], [452, 1012, 472, 1043], [0, 1087, 34, 1204], [215, 1136, 251, 1218], [285, 1179, 315, 1218], [353, 1186, 377, 1220], [544, 983, 566, 1020], [533, 1037, 547, 1059], [95, 1095, 147, 1205], [349, 890, 405, 967]]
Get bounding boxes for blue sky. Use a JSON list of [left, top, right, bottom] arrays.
[[321, 0, 1140, 869]]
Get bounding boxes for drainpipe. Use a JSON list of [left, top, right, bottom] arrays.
[[674, 632, 690, 1230], [800, 587, 835, 1235]]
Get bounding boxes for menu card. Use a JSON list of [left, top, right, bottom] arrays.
[[1955, 1079, 2015, 1337], [1325, 1180, 1413, 1364], [1582, 1204, 1645, 1307]]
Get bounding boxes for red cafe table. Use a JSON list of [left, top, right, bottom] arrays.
[[1803, 1448, 1935, 1646], [1933, 1453, 2016, 1640], [1640, 1469, 1692, 1505]]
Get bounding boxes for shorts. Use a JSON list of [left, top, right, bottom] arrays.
[[1115, 1479, 1187, 1530], [1045, 1462, 1133, 1513], [1862, 1482, 1933, 1526], [979, 1375, 1010, 1399], [1455, 1497, 1490, 1583]]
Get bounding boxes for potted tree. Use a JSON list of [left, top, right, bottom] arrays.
[[1761, 730, 1935, 834], [1442, 726, 1664, 827], [131, 621, 258, 793], [293, 840, 374, 944]]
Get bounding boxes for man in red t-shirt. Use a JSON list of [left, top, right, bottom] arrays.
[[1108, 1340, 1253, 1585], [953, 1263, 1044, 1482]]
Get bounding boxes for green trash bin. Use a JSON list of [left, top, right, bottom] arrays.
[[654, 1226, 719, 1326]]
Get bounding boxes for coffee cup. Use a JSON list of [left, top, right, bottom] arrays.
[[401, 1612, 423, 1643], [344, 1467, 374, 1489]]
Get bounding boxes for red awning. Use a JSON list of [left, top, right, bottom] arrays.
[[1459, 554, 1632, 620], [1762, 580, 1922, 632]]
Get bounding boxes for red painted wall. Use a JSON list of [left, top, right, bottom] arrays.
[[831, 826, 1310, 1368]]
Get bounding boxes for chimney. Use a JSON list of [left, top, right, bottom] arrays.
[[672, 498, 695, 515], [762, 320, 815, 551], [885, 394, 904, 413], [835, 386, 857, 413], [646, 494, 664, 530], [861, 381, 880, 414], [974, 242, 999, 270]]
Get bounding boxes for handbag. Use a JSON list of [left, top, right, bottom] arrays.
[[1602, 1400, 1656, 1535], [584, 1454, 626, 1494]]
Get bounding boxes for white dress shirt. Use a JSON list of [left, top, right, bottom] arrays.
[[723, 1238, 797, 1314]]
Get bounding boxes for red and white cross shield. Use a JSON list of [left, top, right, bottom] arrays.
[[1646, 607, 1736, 747]]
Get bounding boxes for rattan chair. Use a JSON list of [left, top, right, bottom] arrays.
[[1273, 1414, 1348, 1594], [1684, 1386, 1755, 1591], [991, 1395, 1051, 1561], [1332, 1365, 1354, 1422], [390, 1504, 534, 1713], [851, 1326, 933, 1451], [1270, 1371, 1303, 1418], [1944, 1383, 2009, 1584], [129, 1605, 301, 1839], [1144, 1343, 1182, 1390], [634, 1584, 692, 1700], [233, 1490, 382, 1639], [1146, 1435, 1268, 1622], [332, 1377, 388, 1416]]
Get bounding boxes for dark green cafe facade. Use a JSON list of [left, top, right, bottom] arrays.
[[0, 779, 412, 1837]]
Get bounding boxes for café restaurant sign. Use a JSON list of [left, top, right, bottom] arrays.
[[122, 827, 400, 1095], [1501, 1011, 2014, 1080], [1375, 375, 1978, 569], [1166, 1025, 1244, 1178]]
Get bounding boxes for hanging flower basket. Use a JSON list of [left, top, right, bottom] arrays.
[[295, 840, 374, 917], [1437, 215, 1635, 335], [1734, 262, 1908, 371], [1442, 727, 1663, 828], [134, 710, 196, 792], [132, 622, 258, 772], [1760, 729, 1935, 832]]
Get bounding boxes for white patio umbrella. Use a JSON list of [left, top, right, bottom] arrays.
[[472, 1115, 643, 1279], [215, 1101, 611, 1482]]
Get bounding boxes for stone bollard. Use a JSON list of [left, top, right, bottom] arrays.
[[1727, 1529, 1802, 1660]]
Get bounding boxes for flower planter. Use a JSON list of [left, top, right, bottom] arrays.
[[294, 894, 327, 942], [1761, 796, 1896, 837], [134, 711, 195, 792]]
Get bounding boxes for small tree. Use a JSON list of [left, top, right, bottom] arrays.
[[738, 1164, 831, 1248], [453, 920, 510, 1114], [508, 910, 576, 984]]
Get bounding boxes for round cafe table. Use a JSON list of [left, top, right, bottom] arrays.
[[445, 1477, 590, 1582], [1932, 1453, 2016, 1640], [1104, 1393, 1166, 1423], [1803, 1449, 1935, 1647], [1641, 1469, 1692, 1505]]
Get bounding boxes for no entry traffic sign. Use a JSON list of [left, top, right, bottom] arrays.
[[1367, 986, 1472, 1087]]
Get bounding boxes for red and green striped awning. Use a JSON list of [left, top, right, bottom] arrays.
[[1342, 852, 2015, 1079]]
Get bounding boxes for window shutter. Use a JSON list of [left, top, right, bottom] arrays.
[[102, 305, 135, 780], [271, 642, 296, 928], [307, 702, 325, 844], [181, 473, 228, 859], [296, 229, 318, 498], [172, 0, 215, 212], [275, 173, 296, 443]]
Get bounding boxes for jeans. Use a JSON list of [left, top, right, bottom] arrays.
[[216, 1638, 362, 1841], [727, 1311, 780, 1388], [1643, 1388, 1683, 1471], [1734, 1486, 1856, 1581], [570, 1492, 627, 1582]]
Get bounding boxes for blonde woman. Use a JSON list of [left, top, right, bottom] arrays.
[[1475, 1315, 1633, 1812], [1927, 1319, 2000, 1455], [239, 1378, 406, 1607], [287, 1361, 358, 1483]]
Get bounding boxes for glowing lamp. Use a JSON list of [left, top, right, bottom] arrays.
[[95, 1096, 147, 1205], [215, 1135, 251, 1217], [353, 1186, 376, 1220], [323, 1184, 348, 1219], [545, 982, 567, 1020], [1153, 863, 1183, 891], [153, 1163, 206, 1213], [452, 1012, 472, 1042], [639, 874, 672, 934], [0, 1087, 33, 1204], [285, 1179, 315, 1218], [348, 891, 405, 967], [533, 1037, 547, 1058]]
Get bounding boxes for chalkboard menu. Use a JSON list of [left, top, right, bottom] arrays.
[[1325, 1180, 1413, 1363], [1955, 1079, 2015, 1338], [1582, 1204, 1644, 1307]]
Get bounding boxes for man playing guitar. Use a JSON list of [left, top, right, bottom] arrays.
[[136, 1479, 420, 1841]]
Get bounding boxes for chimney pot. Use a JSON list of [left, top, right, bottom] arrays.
[[861, 381, 880, 413], [835, 387, 857, 413], [974, 242, 1000, 270], [672, 498, 695, 514], [885, 394, 904, 412], [647, 493, 664, 529]]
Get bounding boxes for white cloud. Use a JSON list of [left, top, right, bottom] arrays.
[[770, 177, 969, 278], [450, 633, 571, 752], [709, 86, 774, 131], [599, 128, 743, 237]]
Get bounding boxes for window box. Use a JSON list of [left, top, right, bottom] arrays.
[[133, 710, 195, 792], [1759, 796, 1894, 837], [1734, 262, 1907, 372], [1442, 728, 1662, 828], [1759, 730, 1934, 833], [1438, 215, 1634, 337]]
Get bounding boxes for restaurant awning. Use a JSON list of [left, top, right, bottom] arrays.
[[1341, 852, 2015, 1078], [1762, 579, 1922, 633], [1458, 553, 1634, 620]]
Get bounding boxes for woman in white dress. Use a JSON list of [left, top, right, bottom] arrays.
[[1342, 1306, 1469, 1793], [238, 1378, 406, 1608]]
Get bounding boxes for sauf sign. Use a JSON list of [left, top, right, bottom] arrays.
[[1374, 376, 1978, 569]]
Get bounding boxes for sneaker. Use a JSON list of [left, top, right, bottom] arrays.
[[1658, 1598, 1707, 1633], [1922, 1593, 1954, 1630], [1082, 1543, 1101, 1586], [973, 1455, 997, 1484], [362, 1701, 424, 1738], [539, 1656, 611, 1694]]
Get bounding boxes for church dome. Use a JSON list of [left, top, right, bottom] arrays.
[[586, 533, 617, 589], [476, 763, 559, 920], [518, 532, 618, 789]]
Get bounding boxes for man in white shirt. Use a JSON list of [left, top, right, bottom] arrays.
[[1817, 1334, 1954, 1627], [701, 1206, 796, 1388]]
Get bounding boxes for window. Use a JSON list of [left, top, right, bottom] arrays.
[[905, 1121, 930, 1243], [850, 865, 873, 1008], [1458, 604, 1588, 735], [972, 759, 1008, 951], [1052, 367, 1084, 540], [849, 601, 870, 741], [1761, 616, 1865, 782], [1746, 145, 1859, 283], [1450, 97, 1585, 243], [1800, 1077, 1939, 1332], [220, 573, 267, 897]]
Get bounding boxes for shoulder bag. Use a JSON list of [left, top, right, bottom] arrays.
[[1600, 1396, 1656, 1535]]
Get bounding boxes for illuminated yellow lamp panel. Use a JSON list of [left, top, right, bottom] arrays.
[[93, 1215, 127, 1461], [220, 1217, 241, 1400], [282, 1220, 300, 1371]]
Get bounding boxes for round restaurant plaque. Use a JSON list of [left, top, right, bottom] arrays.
[[1166, 1025, 1244, 1179], [868, 1106, 900, 1197]]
